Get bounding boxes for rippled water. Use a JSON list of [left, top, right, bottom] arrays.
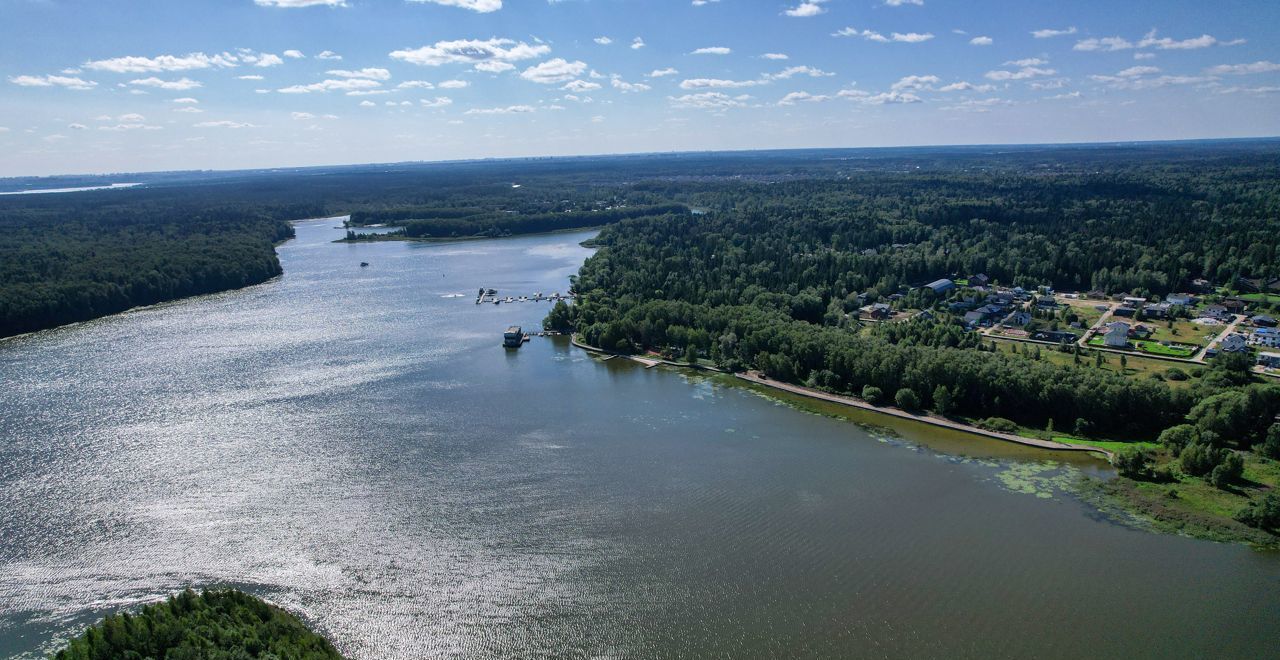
[[2, 220, 1278, 658]]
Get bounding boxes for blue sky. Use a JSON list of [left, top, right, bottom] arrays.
[[2, 0, 1278, 176]]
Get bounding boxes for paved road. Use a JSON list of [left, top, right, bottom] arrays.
[[1194, 314, 1246, 363]]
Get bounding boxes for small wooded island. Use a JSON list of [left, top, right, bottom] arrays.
[[53, 589, 342, 660]]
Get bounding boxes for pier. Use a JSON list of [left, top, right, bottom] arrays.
[[476, 287, 574, 305]]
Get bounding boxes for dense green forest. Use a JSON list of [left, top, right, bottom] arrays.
[[53, 589, 342, 659], [347, 203, 690, 239]]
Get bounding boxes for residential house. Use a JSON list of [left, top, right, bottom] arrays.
[[1105, 321, 1130, 348], [1259, 352, 1280, 368], [1113, 306, 1137, 318], [1122, 296, 1149, 308], [970, 273, 991, 287], [1222, 298, 1248, 314], [1249, 328, 1280, 348], [1220, 333, 1248, 353], [1166, 293, 1195, 306], [1143, 302, 1173, 319], [1006, 311, 1032, 327], [863, 303, 892, 320], [1190, 278, 1214, 293], [1201, 305, 1230, 321], [1251, 314, 1278, 328]]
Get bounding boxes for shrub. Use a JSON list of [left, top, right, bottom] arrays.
[[1158, 424, 1200, 457], [861, 385, 883, 404], [1234, 492, 1280, 529], [1113, 446, 1153, 480], [895, 387, 920, 411], [1210, 452, 1244, 489], [1165, 367, 1189, 381], [1260, 423, 1280, 460], [978, 417, 1019, 433], [1179, 442, 1222, 477]]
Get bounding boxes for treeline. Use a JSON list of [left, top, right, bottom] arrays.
[[0, 204, 292, 337], [54, 588, 342, 660], [392, 203, 691, 239]]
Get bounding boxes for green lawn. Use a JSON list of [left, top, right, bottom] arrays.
[[991, 338, 1194, 387], [1131, 339, 1197, 358], [1145, 319, 1217, 347]]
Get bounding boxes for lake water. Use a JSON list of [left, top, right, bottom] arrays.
[[1, 220, 1277, 658]]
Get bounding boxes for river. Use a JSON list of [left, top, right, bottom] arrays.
[[1, 220, 1277, 658]]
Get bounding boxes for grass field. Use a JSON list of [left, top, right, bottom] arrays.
[[1057, 298, 1108, 328], [1131, 339, 1197, 358], [1146, 319, 1218, 347], [994, 338, 1195, 387]]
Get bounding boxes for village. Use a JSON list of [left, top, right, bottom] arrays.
[[857, 274, 1280, 379]]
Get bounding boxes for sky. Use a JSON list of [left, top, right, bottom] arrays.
[[2, 0, 1279, 176]]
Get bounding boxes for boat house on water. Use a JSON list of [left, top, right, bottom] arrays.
[[504, 326, 525, 348]]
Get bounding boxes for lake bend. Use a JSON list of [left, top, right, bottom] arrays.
[[1, 219, 1278, 658]]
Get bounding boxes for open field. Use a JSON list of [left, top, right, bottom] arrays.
[[1146, 319, 1218, 347], [995, 338, 1195, 386]]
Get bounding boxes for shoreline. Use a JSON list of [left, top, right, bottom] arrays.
[[568, 336, 1112, 459]]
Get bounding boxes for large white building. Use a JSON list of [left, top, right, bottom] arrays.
[[1104, 321, 1130, 348]]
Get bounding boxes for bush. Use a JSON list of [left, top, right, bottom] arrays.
[[1179, 442, 1222, 477], [1073, 418, 1093, 438], [861, 385, 883, 404], [1260, 423, 1280, 460], [1113, 446, 1153, 480], [1210, 452, 1244, 489], [1158, 424, 1200, 457], [1165, 367, 1189, 381], [978, 417, 1019, 433], [895, 387, 920, 411], [1235, 492, 1280, 529]]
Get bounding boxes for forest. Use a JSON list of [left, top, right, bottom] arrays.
[[52, 588, 342, 659]]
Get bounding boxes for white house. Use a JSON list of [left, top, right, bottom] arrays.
[[1166, 293, 1195, 306], [1220, 333, 1248, 353], [1105, 321, 1130, 348]]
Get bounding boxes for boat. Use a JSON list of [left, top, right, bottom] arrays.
[[360, 262, 369, 267]]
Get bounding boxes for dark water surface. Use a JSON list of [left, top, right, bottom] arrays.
[[1, 220, 1277, 658]]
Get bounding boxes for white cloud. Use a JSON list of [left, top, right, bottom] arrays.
[[611, 75, 651, 92], [68, 123, 88, 130], [9, 74, 97, 90], [594, 36, 613, 45], [520, 58, 587, 84], [1004, 57, 1047, 67], [171, 97, 199, 104], [291, 111, 317, 119], [833, 28, 934, 43], [277, 78, 382, 93], [1134, 52, 1156, 60], [1075, 30, 1239, 53], [691, 46, 732, 55], [255, 0, 347, 6], [1116, 66, 1161, 77], [937, 81, 995, 92], [406, 0, 502, 12], [669, 92, 751, 109], [1031, 27, 1076, 39], [777, 91, 830, 105], [283, 50, 305, 59], [1206, 60, 1280, 75], [390, 38, 550, 70], [784, 1, 828, 17], [765, 65, 834, 80], [420, 96, 454, 107], [438, 79, 470, 88], [397, 80, 435, 89], [647, 68, 679, 77], [99, 122, 162, 131], [238, 75, 265, 80], [761, 53, 789, 60], [315, 50, 342, 60], [884, 0, 923, 5], [969, 36, 993, 46], [984, 66, 1056, 81], [194, 120, 258, 128], [679, 78, 760, 89], [327, 68, 392, 80], [631, 37, 646, 49], [465, 105, 536, 114], [359, 100, 376, 107], [563, 79, 602, 92], [128, 76, 202, 90], [837, 89, 922, 104], [173, 106, 203, 113], [84, 52, 239, 73], [691, 0, 720, 5], [891, 74, 940, 91]]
